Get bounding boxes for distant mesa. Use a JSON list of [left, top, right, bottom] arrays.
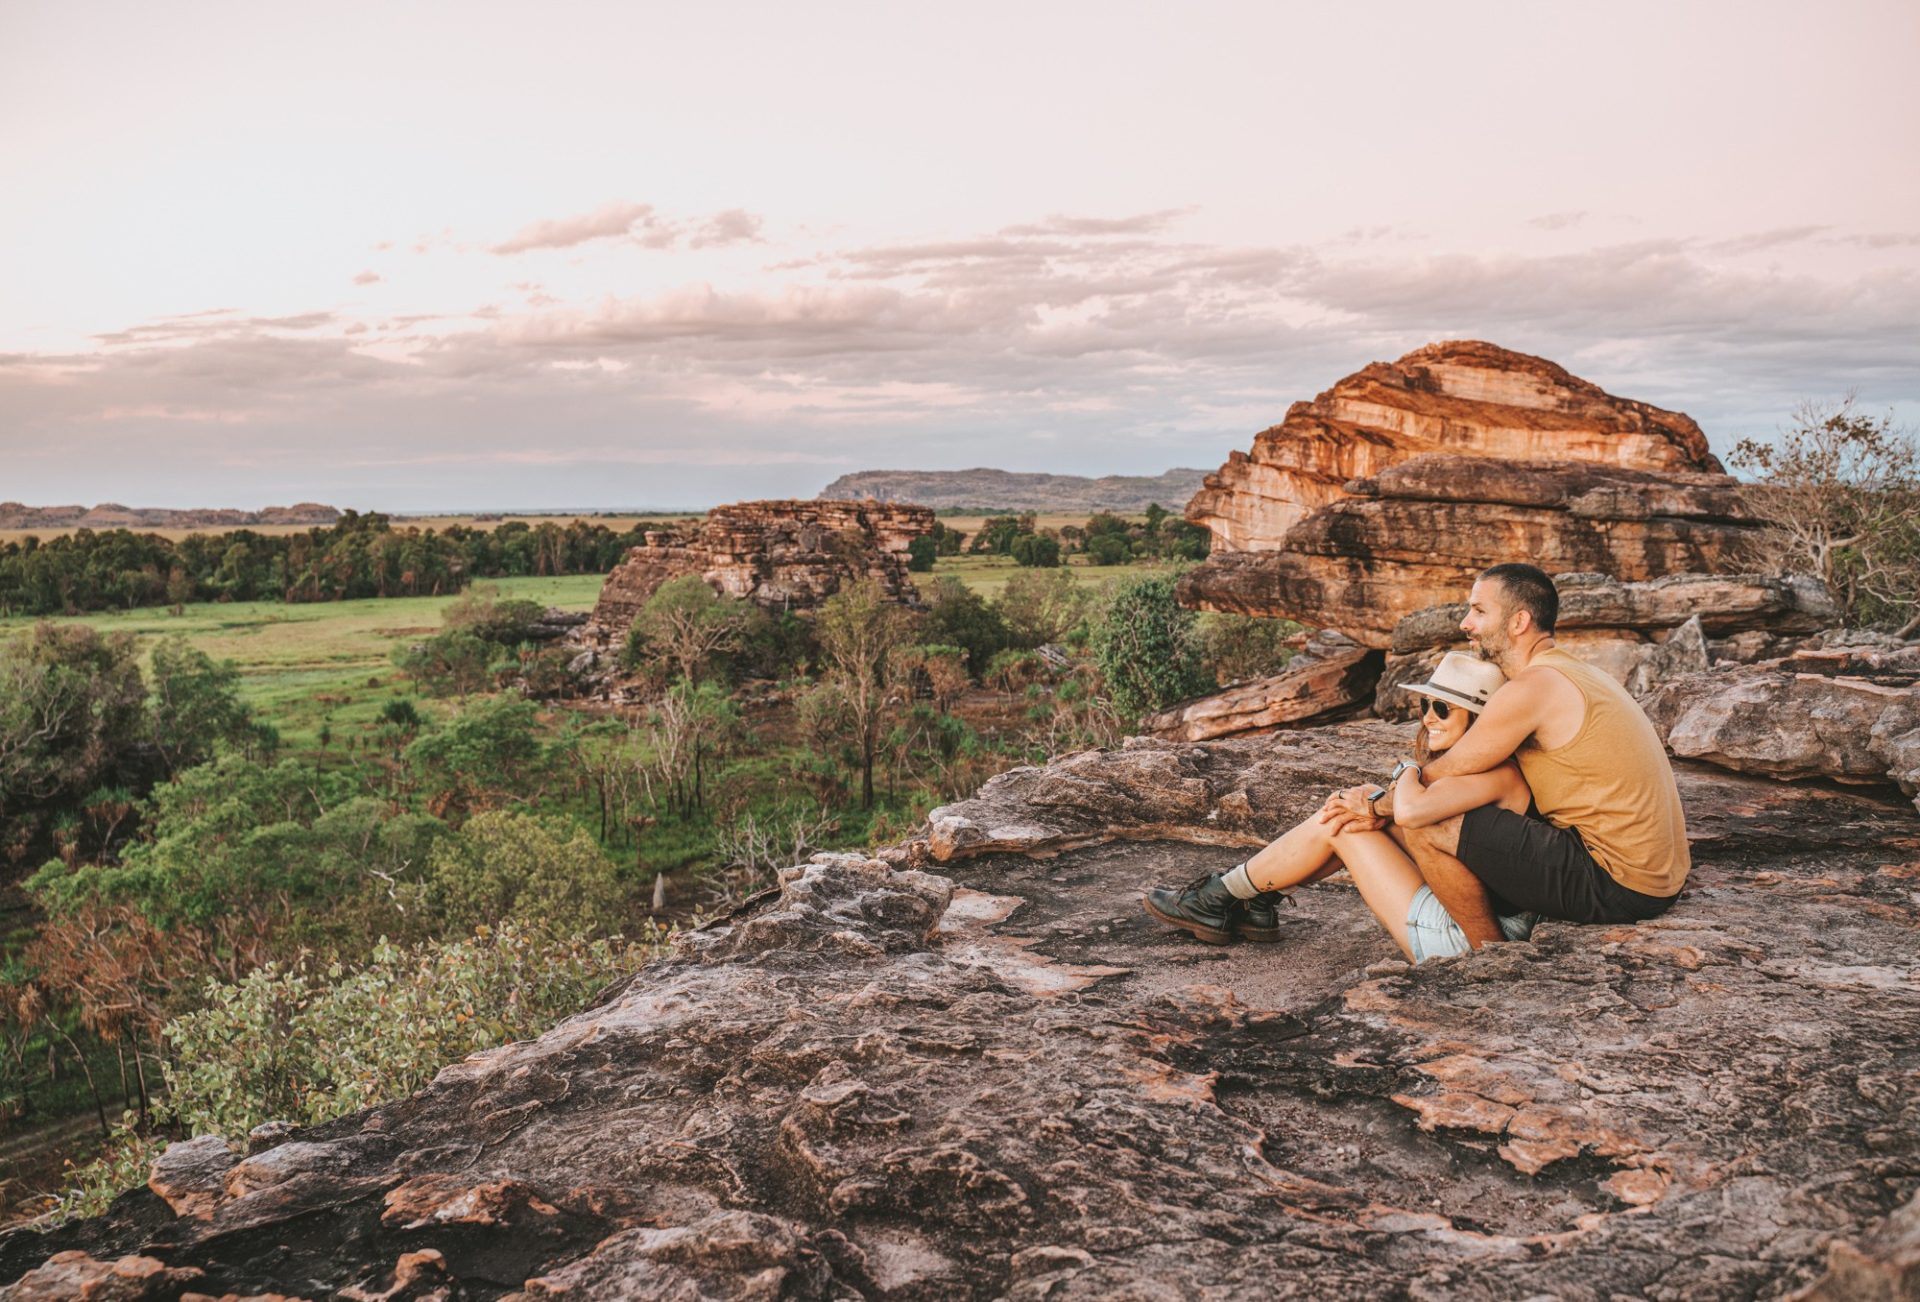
[[0, 502, 341, 531], [817, 468, 1210, 513], [583, 499, 935, 650]]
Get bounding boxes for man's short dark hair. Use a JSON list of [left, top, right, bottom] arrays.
[[1480, 563, 1559, 634]]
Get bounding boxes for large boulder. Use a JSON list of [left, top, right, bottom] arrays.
[[1642, 648, 1920, 810], [1185, 340, 1720, 554], [9, 725, 1916, 1299], [584, 499, 934, 647], [1182, 456, 1768, 647]]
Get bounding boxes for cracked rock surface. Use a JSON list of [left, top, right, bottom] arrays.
[[3, 724, 1916, 1300]]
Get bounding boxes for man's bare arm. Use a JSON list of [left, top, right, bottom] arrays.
[[1421, 675, 1544, 779]]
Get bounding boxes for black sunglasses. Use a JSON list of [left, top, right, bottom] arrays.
[[1422, 697, 1454, 720]]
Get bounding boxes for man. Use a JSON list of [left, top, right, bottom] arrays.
[[1391, 563, 1689, 947]]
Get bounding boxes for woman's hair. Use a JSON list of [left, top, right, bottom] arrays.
[[1411, 719, 1433, 765]]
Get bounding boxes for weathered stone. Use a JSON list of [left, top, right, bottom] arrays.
[[147, 1137, 235, 1222], [1643, 660, 1920, 805], [6, 727, 1916, 1300], [583, 499, 933, 647], [1140, 631, 1381, 741], [1391, 572, 1838, 654], [1183, 460, 1769, 646], [0, 1251, 203, 1300], [1795, 1189, 1920, 1301], [1186, 340, 1719, 553]]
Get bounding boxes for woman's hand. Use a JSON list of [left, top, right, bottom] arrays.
[[1317, 784, 1386, 835]]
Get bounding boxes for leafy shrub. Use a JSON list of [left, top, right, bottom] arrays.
[[1090, 574, 1212, 719], [426, 810, 625, 935], [1195, 612, 1301, 685], [1010, 533, 1061, 568], [1084, 533, 1133, 566], [442, 588, 546, 645], [994, 568, 1088, 648], [147, 636, 252, 776], [1731, 398, 1920, 635], [907, 536, 937, 572], [919, 578, 1010, 678], [985, 648, 1047, 694], [624, 576, 750, 685], [158, 924, 664, 1142], [393, 628, 497, 697]]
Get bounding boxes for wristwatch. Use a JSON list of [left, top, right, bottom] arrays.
[[1364, 786, 1388, 816], [1389, 759, 1424, 786]]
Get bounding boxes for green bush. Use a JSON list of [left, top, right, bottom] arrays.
[[1009, 533, 1061, 568], [158, 924, 664, 1142], [1090, 574, 1212, 719], [426, 810, 625, 935], [393, 628, 498, 697], [919, 578, 1010, 679], [1084, 533, 1133, 566], [994, 568, 1088, 648], [907, 536, 937, 572], [1195, 612, 1301, 685]]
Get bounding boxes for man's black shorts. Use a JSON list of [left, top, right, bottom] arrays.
[[1457, 806, 1676, 924]]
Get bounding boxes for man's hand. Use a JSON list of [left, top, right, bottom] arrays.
[[1317, 785, 1386, 835]]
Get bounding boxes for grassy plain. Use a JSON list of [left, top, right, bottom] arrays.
[[0, 575, 605, 748]]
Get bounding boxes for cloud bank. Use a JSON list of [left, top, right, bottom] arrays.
[[4, 209, 1917, 510]]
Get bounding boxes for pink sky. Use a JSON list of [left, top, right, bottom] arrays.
[[3, 0, 1917, 510]]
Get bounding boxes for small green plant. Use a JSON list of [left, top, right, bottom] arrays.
[[1091, 574, 1212, 719]]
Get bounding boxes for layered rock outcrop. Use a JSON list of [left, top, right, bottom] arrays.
[[584, 500, 933, 646], [1140, 631, 1381, 742], [1375, 572, 1840, 719], [1642, 646, 1920, 812], [1180, 456, 1767, 646], [6, 726, 1916, 1299], [1185, 340, 1720, 553]]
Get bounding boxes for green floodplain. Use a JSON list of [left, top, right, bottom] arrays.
[[0, 575, 607, 752]]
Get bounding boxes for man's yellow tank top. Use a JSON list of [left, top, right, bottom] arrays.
[[1516, 646, 1690, 898]]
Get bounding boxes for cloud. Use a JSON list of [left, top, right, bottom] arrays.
[[490, 201, 658, 254], [1528, 211, 1587, 231], [690, 209, 763, 248], [999, 210, 1189, 237], [353, 270, 381, 285], [488, 202, 767, 255], [8, 212, 1918, 510]]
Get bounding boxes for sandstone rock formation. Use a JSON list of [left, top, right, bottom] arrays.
[[817, 468, 1209, 513], [5, 724, 1915, 1299], [1181, 456, 1767, 646], [1642, 647, 1920, 812], [1375, 572, 1840, 720], [1185, 341, 1721, 554], [583, 500, 934, 647], [1140, 631, 1381, 742]]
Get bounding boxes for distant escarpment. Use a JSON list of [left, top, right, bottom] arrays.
[[818, 468, 1209, 512], [0, 502, 340, 531]]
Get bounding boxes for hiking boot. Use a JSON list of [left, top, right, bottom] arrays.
[[1142, 872, 1239, 945], [1234, 890, 1292, 943]]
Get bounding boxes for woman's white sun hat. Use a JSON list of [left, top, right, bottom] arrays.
[[1402, 651, 1508, 714]]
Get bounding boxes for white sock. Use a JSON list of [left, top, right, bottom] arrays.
[[1220, 863, 1259, 899]]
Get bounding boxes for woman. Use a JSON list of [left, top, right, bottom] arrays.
[[1141, 652, 1538, 963]]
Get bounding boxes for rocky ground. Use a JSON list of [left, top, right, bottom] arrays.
[[1, 723, 1916, 1300]]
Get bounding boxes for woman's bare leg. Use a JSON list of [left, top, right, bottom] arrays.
[[1242, 817, 1343, 892], [1326, 827, 1429, 961]]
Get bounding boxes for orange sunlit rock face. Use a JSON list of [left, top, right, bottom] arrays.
[[1184, 339, 1719, 552]]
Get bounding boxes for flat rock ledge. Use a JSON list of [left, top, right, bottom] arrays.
[[4, 725, 1918, 1300]]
